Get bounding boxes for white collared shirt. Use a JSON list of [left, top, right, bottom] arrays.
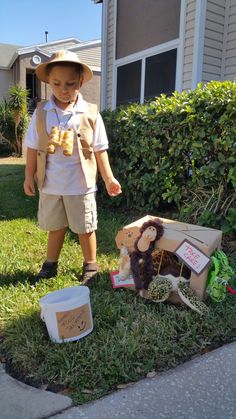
[[26, 94, 108, 195]]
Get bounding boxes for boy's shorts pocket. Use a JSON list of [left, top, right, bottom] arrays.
[[84, 195, 97, 233], [64, 192, 97, 234]]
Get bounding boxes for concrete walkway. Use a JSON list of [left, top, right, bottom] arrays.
[[0, 363, 72, 419], [1, 342, 236, 419]]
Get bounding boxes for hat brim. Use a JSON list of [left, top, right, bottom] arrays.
[[35, 59, 93, 84]]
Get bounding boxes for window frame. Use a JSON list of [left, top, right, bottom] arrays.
[[108, 0, 187, 110], [113, 39, 180, 108]]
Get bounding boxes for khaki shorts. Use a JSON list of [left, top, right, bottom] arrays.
[[38, 192, 97, 234]]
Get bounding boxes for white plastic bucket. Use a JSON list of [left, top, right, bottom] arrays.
[[39, 286, 93, 343]]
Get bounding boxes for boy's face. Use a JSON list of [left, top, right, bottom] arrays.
[[48, 65, 82, 104]]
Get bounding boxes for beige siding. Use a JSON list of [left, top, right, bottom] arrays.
[[80, 71, 100, 109], [201, 0, 225, 82], [116, 0, 180, 59], [182, 0, 196, 90], [73, 46, 101, 68], [0, 69, 13, 99], [106, 0, 116, 109], [224, 0, 236, 80]]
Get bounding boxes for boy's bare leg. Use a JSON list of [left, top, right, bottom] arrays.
[[78, 231, 98, 284], [47, 228, 67, 262], [78, 231, 97, 263], [33, 228, 66, 283]]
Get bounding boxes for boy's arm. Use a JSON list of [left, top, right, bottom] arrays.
[[95, 150, 122, 196], [24, 147, 37, 196]]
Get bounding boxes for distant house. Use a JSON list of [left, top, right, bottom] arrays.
[[94, 0, 236, 110], [0, 38, 101, 107]]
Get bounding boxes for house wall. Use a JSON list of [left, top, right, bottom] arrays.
[[181, 0, 236, 87], [224, 0, 236, 80], [14, 52, 49, 101], [104, 0, 236, 109], [116, 0, 180, 59], [182, 0, 196, 90], [80, 71, 101, 108], [199, 0, 236, 83], [202, 0, 225, 82], [75, 46, 101, 68], [0, 69, 13, 99], [105, 0, 181, 109], [16, 53, 45, 87]]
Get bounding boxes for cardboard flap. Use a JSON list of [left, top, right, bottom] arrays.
[[121, 215, 157, 230], [115, 215, 222, 255], [184, 229, 222, 251], [159, 217, 191, 231]]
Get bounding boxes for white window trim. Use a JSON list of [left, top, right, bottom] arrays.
[[175, 0, 186, 92], [115, 39, 179, 67], [113, 40, 179, 108], [112, 0, 187, 109], [140, 58, 146, 104], [100, 0, 108, 110], [192, 0, 207, 89], [111, 0, 118, 110]]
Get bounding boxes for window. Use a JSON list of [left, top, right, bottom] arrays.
[[116, 49, 177, 107], [116, 60, 141, 107], [144, 49, 177, 100]]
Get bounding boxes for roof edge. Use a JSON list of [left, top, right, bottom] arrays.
[[68, 39, 101, 51]]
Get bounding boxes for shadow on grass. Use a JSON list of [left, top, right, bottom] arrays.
[[0, 310, 58, 391], [0, 270, 35, 287], [0, 267, 116, 290], [0, 163, 38, 220]]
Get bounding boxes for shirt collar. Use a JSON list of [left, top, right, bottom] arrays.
[[43, 93, 88, 113]]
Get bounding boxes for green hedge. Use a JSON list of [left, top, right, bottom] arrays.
[[100, 81, 236, 230]]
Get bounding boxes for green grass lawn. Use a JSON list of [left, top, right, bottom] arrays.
[[0, 158, 236, 405]]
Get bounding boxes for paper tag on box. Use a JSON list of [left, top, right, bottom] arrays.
[[110, 271, 135, 288], [174, 239, 211, 276], [56, 304, 92, 339]]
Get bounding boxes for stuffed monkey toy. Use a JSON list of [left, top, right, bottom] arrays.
[[130, 219, 164, 291]]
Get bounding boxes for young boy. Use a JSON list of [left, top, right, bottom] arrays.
[[24, 50, 121, 284]]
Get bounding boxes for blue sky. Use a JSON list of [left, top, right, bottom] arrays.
[[0, 0, 102, 46]]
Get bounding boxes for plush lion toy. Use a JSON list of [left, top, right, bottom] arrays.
[[130, 219, 164, 291]]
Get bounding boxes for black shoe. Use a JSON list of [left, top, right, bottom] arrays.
[[31, 261, 58, 284], [80, 262, 99, 286]]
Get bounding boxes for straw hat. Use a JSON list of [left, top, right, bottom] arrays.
[[35, 50, 93, 83]]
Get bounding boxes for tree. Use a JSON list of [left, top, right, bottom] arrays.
[[0, 100, 15, 154], [8, 85, 29, 156]]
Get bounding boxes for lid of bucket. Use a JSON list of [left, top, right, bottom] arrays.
[[39, 285, 89, 306]]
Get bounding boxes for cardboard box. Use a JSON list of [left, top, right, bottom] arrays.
[[115, 215, 222, 301]]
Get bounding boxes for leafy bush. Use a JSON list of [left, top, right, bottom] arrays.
[[100, 81, 236, 229]]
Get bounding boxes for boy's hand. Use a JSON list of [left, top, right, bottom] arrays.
[[24, 176, 35, 196], [105, 177, 122, 196]]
